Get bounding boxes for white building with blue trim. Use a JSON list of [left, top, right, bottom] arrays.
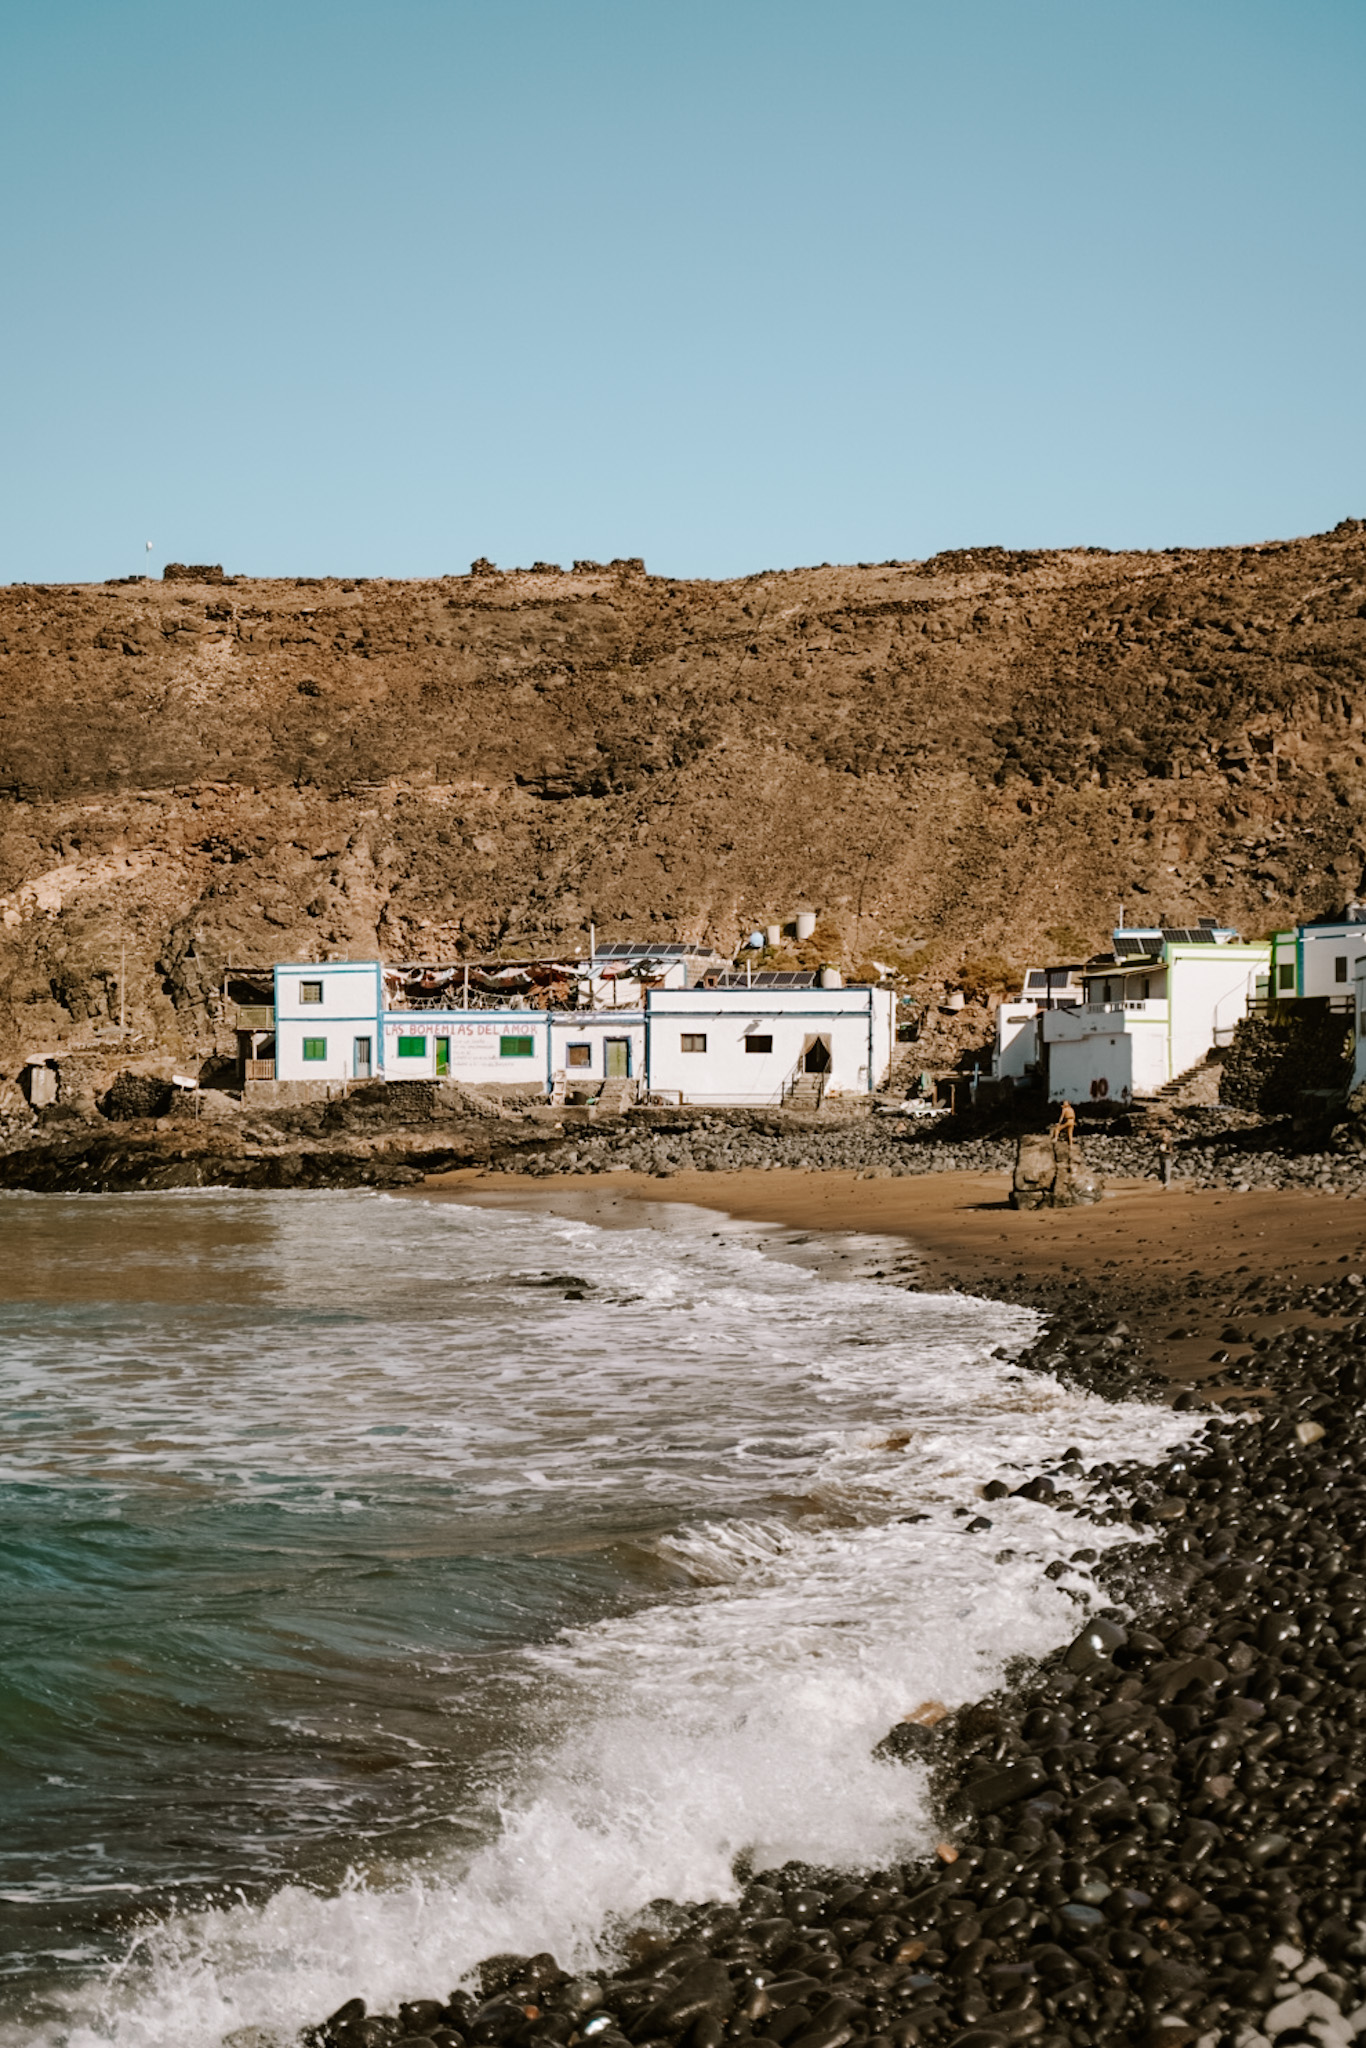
[[259, 959, 894, 1106], [1266, 907, 1366, 1007]]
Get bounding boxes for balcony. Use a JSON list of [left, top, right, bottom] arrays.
[[1045, 1000, 1168, 1043], [234, 1005, 276, 1029], [244, 1059, 276, 1081]]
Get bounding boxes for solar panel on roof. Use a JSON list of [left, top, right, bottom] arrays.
[[1114, 936, 1153, 957], [595, 942, 712, 959], [713, 971, 817, 988]]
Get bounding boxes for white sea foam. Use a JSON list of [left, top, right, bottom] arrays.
[[2, 1193, 1196, 2048]]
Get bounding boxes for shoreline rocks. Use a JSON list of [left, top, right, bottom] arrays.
[[300, 1264, 1366, 2048], [4, 1088, 1366, 1196]]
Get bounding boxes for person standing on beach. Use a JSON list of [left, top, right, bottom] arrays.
[[1156, 1122, 1175, 1187], [1052, 1099, 1076, 1153]]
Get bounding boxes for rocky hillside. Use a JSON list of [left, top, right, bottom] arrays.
[[2, 524, 1365, 1067]]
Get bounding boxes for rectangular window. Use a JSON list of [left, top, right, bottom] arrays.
[[744, 1034, 773, 1054], [681, 1033, 707, 1053], [1278, 963, 1296, 991], [1336, 956, 1349, 984], [566, 1043, 593, 1068], [302, 1037, 327, 1061], [300, 980, 323, 1004], [500, 1035, 535, 1059], [397, 1035, 427, 1058]]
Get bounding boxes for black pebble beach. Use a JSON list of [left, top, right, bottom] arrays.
[[305, 1259, 1366, 2048]]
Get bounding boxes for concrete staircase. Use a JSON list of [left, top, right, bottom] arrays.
[[1145, 1051, 1223, 1109], [596, 1077, 636, 1114], [785, 1071, 828, 1110]]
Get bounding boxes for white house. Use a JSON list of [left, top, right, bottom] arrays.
[[992, 966, 1085, 1086], [1267, 908, 1366, 1006], [259, 959, 892, 1106], [645, 983, 895, 1105], [1043, 924, 1270, 1105], [274, 960, 385, 1086], [270, 961, 644, 1092]]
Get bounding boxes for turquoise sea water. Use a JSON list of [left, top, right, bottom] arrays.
[[0, 1190, 1192, 2048]]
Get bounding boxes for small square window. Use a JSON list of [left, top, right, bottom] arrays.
[[744, 1034, 773, 1054], [302, 1036, 327, 1061], [397, 1035, 427, 1058], [681, 1033, 707, 1053], [500, 1035, 535, 1059], [1336, 956, 1349, 983], [567, 1043, 593, 1068], [1278, 963, 1296, 991], [300, 980, 323, 1004]]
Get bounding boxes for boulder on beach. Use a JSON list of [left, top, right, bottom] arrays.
[[1011, 1130, 1103, 1209]]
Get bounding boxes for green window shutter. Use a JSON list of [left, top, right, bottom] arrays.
[[500, 1034, 535, 1058], [397, 1035, 427, 1057], [302, 1037, 327, 1061]]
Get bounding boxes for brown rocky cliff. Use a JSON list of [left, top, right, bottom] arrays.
[[1, 528, 1365, 1063]]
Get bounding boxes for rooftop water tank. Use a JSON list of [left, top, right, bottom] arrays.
[[819, 966, 842, 988], [794, 910, 817, 942], [765, 923, 782, 948]]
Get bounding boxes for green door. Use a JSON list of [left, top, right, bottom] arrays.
[[435, 1037, 450, 1077], [605, 1038, 629, 1077]]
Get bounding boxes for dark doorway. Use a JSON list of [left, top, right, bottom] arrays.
[[802, 1036, 832, 1074]]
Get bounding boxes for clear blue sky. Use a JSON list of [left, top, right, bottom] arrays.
[[2, 0, 1363, 583]]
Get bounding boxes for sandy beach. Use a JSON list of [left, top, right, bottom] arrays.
[[419, 1166, 1366, 1388]]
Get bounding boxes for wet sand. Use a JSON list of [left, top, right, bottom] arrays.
[[419, 1166, 1366, 1385]]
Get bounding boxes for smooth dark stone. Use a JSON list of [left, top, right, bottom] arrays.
[[403, 2005, 453, 2036], [763, 1981, 823, 2011], [649, 1963, 738, 2033], [784, 2026, 853, 2048], [760, 2008, 814, 2047], [1064, 1619, 1128, 1672], [745, 1922, 797, 1960], [964, 1760, 1047, 1814]]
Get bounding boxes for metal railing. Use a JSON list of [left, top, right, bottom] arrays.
[[783, 1062, 828, 1106], [1244, 991, 1354, 1018]]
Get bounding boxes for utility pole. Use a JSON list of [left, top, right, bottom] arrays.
[[120, 939, 127, 1035]]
